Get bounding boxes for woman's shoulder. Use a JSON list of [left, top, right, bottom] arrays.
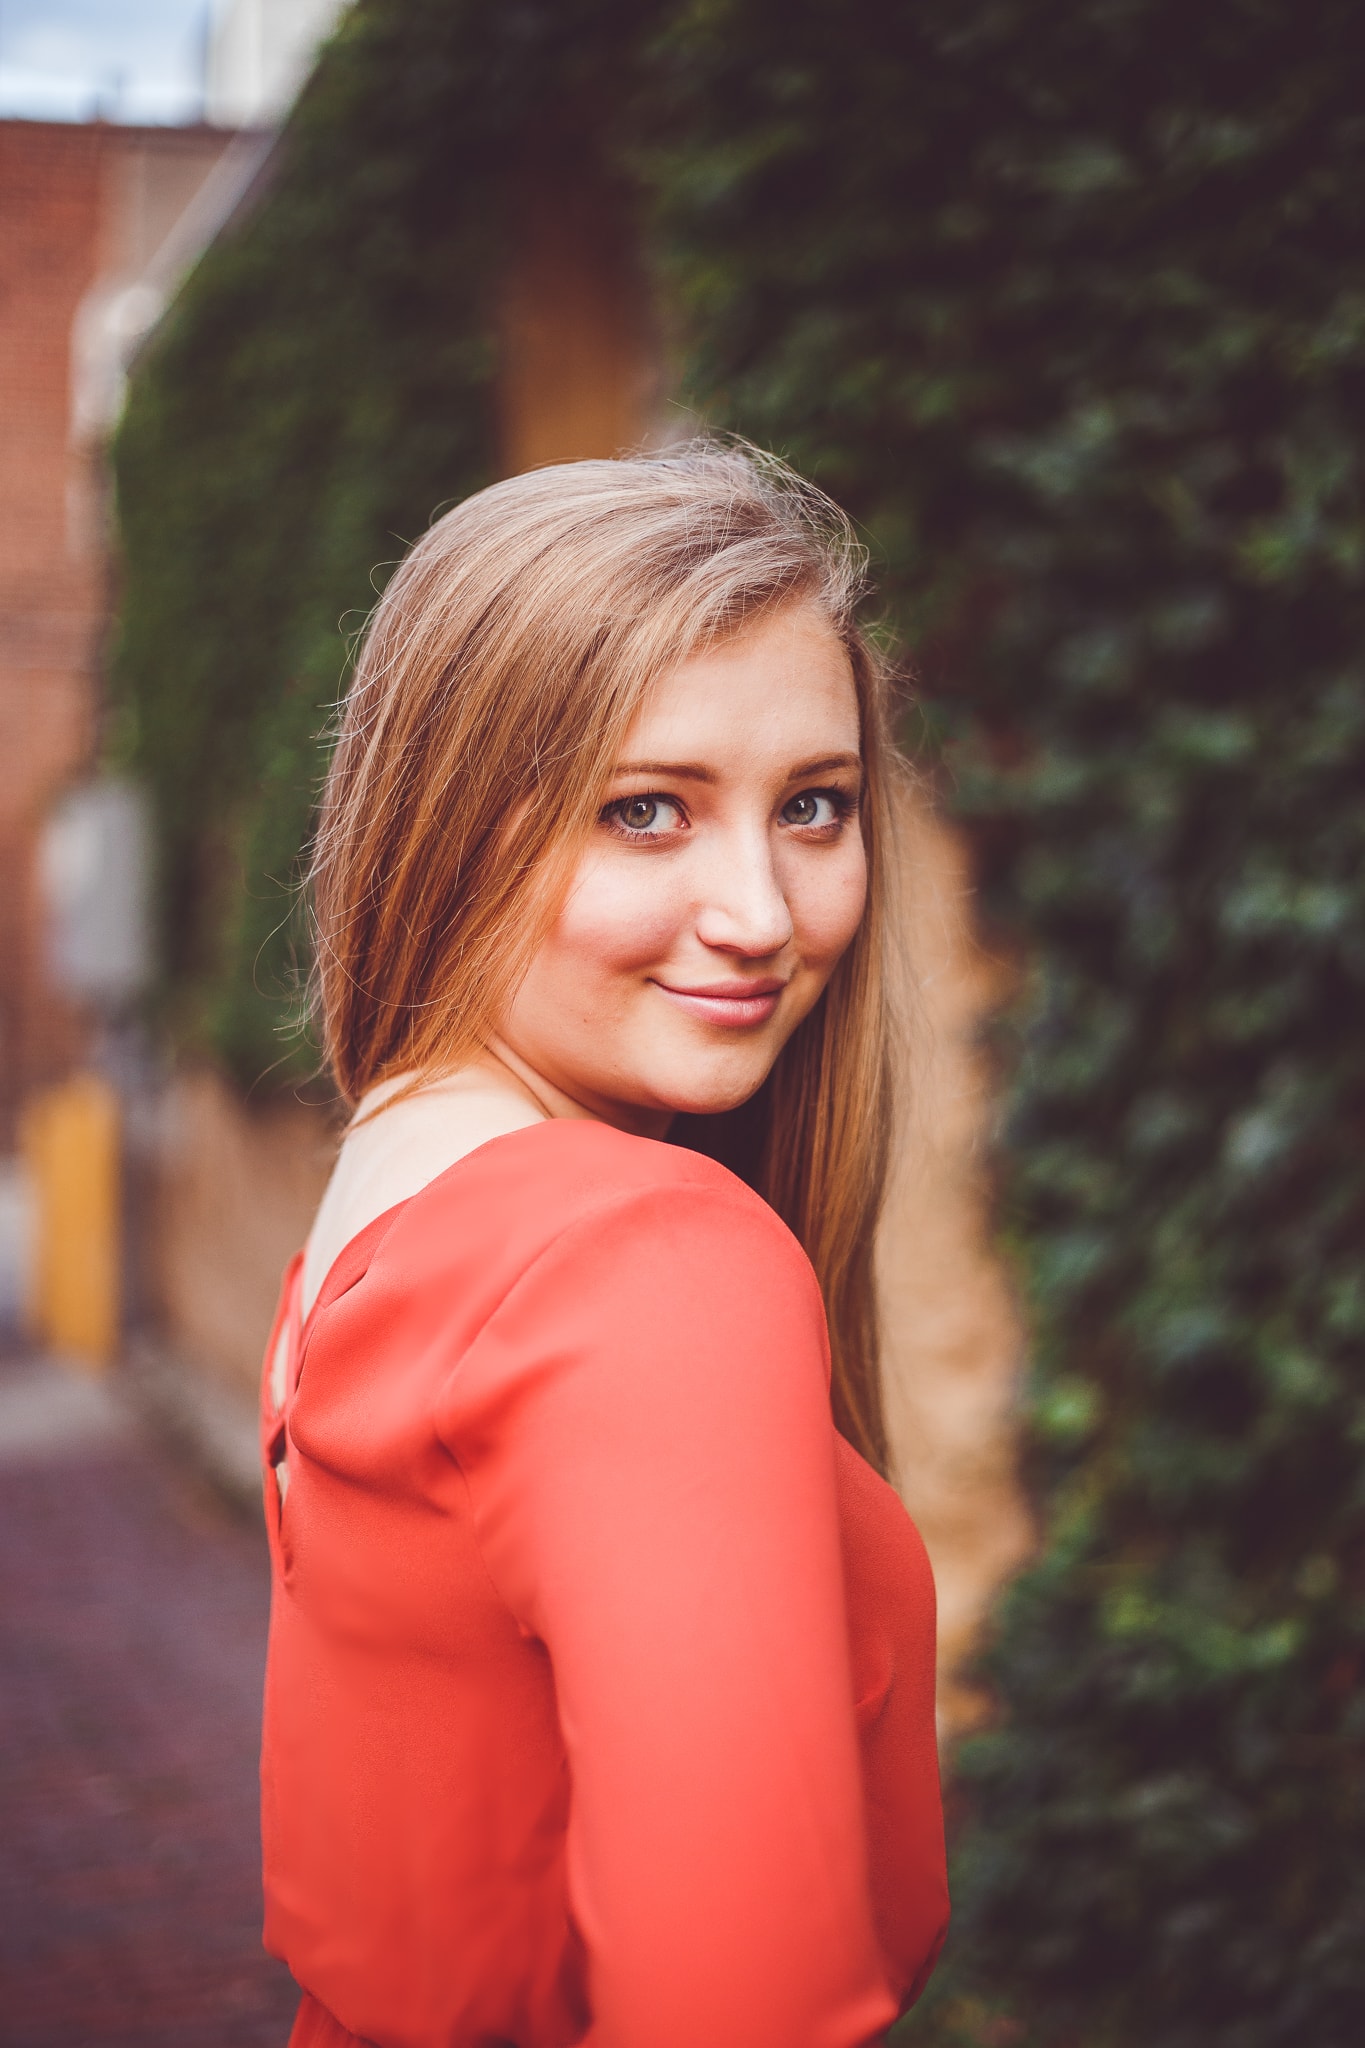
[[312, 1117, 816, 1361], [427, 1121, 835, 1484], [410, 1115, 801, 1275], [298, 1119, 834, 1534]]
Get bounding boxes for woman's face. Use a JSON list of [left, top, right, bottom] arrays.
[[499, 599, 869, 1136]]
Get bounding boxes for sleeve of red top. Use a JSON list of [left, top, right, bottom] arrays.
[[435, 1178, 900, 2048]]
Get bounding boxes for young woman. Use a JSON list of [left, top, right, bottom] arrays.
[[260, 446, 949, 2048]]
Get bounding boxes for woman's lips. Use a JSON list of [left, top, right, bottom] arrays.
[[651, 979, 786, 1028]]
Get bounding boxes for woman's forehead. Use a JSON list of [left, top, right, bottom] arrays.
[[621, 604, 859, 763]]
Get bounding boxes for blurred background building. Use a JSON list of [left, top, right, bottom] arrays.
[[0, 1, 349, 1364]]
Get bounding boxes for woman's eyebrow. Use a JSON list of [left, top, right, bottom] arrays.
[[610, 752, 863, 784], [613, 760, 718, 783], [790, 753, 863, 779]]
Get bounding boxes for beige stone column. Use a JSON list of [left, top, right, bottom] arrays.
[[880, 795, 1033, 1735]]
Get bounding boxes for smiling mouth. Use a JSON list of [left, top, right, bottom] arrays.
[[651, 979, 787, 1028]]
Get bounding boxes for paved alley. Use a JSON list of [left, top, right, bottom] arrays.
[[0, 1353, 298, 2047]]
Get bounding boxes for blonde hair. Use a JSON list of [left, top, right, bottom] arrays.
[[311, 445, 904, 1469]]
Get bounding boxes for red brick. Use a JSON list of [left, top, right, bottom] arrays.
[[0, 121, 110, 1137]]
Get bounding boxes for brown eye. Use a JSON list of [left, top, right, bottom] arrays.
[[781, 790, 846, 829], [601, 793, 687, 838]]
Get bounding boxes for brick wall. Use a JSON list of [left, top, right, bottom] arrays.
[[0, 119, 235, 1147], [0, 121, 107, 1142]]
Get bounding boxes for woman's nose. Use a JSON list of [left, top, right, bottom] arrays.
[[693, 832, 795, 959]]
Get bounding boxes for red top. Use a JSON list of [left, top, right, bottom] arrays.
[[260, 1119, 948, 2048]]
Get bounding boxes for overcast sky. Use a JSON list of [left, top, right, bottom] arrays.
[[0, 0, 210, 123]]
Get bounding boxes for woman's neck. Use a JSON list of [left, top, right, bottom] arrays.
[[478, 1039, 603, 1127], [482, 1036, 673, 1142]]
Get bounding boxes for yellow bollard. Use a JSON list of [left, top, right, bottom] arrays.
[[19, 1072, 121, 1371]]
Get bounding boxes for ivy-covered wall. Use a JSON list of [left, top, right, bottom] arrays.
[[113, 0, 550, 1077], [112, 2, 1365, 2042]]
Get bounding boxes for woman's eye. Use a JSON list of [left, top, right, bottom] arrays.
[[603, 794, 687, 838], [781, 789, 850, 830]]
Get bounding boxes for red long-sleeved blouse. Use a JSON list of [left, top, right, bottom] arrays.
[[260, 1119, 948, 2048]]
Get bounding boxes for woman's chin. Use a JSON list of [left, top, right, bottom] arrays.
[[651, 1059, 778, 1121]]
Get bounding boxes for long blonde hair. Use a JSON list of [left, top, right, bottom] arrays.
[[311, 445, 904, 1469]]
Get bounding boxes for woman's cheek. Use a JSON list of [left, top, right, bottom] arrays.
[[788, 844, 868, 970], [552, 847, 686, 971]]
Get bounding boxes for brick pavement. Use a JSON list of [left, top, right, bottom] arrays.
[[0, 1353, 298, 2047]]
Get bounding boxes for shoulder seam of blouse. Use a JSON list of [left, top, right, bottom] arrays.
[[431, 1174, 827, 1642], [441, 1170, 821, 1392]]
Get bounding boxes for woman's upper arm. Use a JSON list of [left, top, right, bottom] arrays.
[[439, 1181, 897, 2048]]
